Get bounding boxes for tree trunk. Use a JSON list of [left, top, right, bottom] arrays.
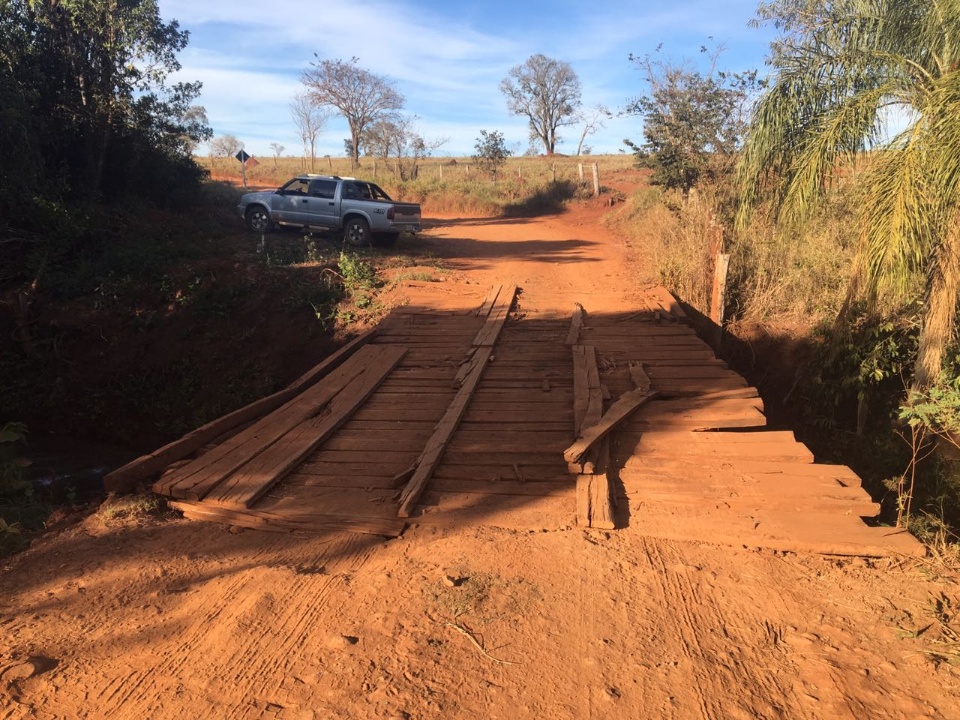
[[351, 128, 361, 168], [914, 236, 960, 389]]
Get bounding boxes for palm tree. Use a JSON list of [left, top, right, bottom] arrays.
[[737, 0, 960, 388]]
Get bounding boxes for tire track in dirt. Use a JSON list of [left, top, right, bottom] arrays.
[[635, 537, 794, 719], [88, 531, 371, 719]]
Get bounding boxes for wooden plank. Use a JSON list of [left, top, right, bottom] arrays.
[[155, 345, 384, 499], [298, 461, 419, 478], [632, 429, 797, 444], [623, 457, 860, 484], [171, 500, 405, 537], [432, 478, 572, 496], [397, 347, 493, 517], [623, 435, 814, 462], [620, 469, 874, 500], [624, 491, 881, 518], [432, 464, 572, 482], [477, 284, 502, 317], [283, 472, 407, 490], [565, 389, 660, 464], [572, 345, 590, 435], [580, 325, 698, 338], [205, 346, 406, 509], [565, 303, 585, 346], [588, 437, 616, 529], [473, 284, 517, 347], [620, 507, 924, 557], [104, 329, 377, 494], [576, 475, 593, 528]]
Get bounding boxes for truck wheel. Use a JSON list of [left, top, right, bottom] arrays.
[[246, 206, 273, 233], [343, 217, 371, 247]]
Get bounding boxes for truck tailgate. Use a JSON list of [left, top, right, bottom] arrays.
[[392, 203, 421, 222]]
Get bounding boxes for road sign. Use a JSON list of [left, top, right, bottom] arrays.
[[235, 149, 250, 163]]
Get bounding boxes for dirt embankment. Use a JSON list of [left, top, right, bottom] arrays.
[[2, 200, 959, 719]]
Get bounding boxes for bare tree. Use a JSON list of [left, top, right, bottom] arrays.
[[301, 56, 404, 168], [208, 134, 243, 171], [269, 142, 285, 167], [290, 92, 328, 171], [575, 104, 611, 156], [500, 54, 582, 155], [363, 115, 448, 180]]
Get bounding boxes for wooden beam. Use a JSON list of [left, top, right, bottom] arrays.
[[564, 303, 585, 346], [103, 329, 378, 494], [398, 346, 492, 517], [396, 286, 518, 518], [564, 388, 661, 464], [204, 346, 406, 510], [171, 501, 406, 537]]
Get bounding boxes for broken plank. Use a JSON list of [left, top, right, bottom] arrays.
[[565, 388, 660, 464], [205, 346, 406, 509]]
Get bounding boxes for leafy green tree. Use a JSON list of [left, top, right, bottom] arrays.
[[473, 130, 512, 183], [0, 0, 209, 206], [625, 46, 759, 195], [501, 54, 581, 155], [737, 0, 960, 388]]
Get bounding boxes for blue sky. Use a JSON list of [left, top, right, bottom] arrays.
[[161, 0, 778, 159]]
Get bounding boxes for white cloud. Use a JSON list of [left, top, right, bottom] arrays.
[[159, 0, 773, 158]]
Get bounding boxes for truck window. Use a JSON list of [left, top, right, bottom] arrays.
[[309, 179, 337, 199], [282, 178, 309, 195], [369, 184, 392, 201], [344, 182, 372, 200]]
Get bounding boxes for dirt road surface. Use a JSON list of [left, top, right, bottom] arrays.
[[3, 203, 959, 719]]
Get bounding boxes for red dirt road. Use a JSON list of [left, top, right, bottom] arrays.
[[2, 205, 959, 719]]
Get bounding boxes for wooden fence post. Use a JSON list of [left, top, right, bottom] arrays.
[[591, 163, 600, 197], [552, 163, 556, 182], [578, 164, 584, 183], [709, 224, 730, 324]]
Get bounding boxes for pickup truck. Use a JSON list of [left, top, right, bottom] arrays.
[[238, 175, 421, 246]]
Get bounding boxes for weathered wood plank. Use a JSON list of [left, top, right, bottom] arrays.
[[473, 284, 517, 347], [105, 329, 378, 494], [565, 389, 660, 464], [171, 500, 406, 537], [155, 345, 385, 499], [565, 303, 585, 346], [477, 284, 502, 317], [205, 346, 406, 509], [397, 348, 491, 516]]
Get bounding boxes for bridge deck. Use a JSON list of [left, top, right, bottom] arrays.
[[146, 282, 922, 557]]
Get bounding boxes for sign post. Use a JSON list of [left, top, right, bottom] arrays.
[[235, 149, 251, 188]]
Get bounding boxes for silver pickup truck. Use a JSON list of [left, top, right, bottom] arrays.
[[238, 174, 421, 246]]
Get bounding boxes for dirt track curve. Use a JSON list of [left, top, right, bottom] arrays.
[[2, 205, 959, 719]]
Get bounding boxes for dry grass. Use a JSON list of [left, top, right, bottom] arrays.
[[200, 154, 636, 216], [607, 182, 863, 324]]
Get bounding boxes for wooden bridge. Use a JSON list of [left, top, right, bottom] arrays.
[[105, 282, 923, 557]]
